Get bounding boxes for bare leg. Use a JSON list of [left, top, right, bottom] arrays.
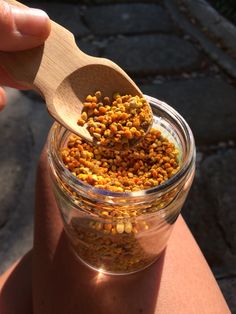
[[0, 148, 230, 314], [32, 149, 230, 314], [0, 251, 32, 314]]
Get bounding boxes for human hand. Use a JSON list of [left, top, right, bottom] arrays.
[[0, 0, 51, 110]]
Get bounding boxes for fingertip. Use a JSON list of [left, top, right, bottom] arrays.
[[39, 14, 51, 41], [12, 7, 51, 38], [0, 87, 7, 111], [0, 4, 51, 51]]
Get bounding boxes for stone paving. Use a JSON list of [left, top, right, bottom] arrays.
[[0, 1, 236, 312]]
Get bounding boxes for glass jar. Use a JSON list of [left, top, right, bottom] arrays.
[[47, 95, 196, 275]]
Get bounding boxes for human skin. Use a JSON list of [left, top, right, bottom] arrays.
[[0, 2, 231, 312], [0, 0, 51, 109], [32, 150, 230, 314], [0, 149, 230, 314], [0, 252, 32, 314]]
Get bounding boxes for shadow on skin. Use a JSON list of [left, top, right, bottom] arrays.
[[31, 148, 166, 314], [0, 234, 165, 314], [0, 148, 230, 314], [50, 231, 165, 314], [0, 251, 33, 314]]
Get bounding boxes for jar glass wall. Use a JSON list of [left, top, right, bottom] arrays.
[[47, 96, 196, 275]]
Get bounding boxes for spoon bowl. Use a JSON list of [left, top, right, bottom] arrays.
[[52, 62, 143, 143], [0, 0, 152, 147]]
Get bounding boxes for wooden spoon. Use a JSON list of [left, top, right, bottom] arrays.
[[0, 0, 151, 145]]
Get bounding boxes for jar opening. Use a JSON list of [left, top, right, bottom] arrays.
[[48, 96, 195, 199]]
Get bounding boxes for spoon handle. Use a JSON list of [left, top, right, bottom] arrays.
[[0, 0, 90, 102]]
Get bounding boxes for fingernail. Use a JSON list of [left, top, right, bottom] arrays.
[[12, 7, 50, 36]]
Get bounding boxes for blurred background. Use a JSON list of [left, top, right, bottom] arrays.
[[0, 0, 235, 311]]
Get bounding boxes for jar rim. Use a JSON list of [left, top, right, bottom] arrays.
[[47, 95, 196, 198]]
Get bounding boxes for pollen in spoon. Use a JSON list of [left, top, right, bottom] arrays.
[[77, 91, 153, 150]]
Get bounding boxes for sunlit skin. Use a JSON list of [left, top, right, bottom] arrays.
[[0, 2, 231, 313], [0, 0, 51, 110], [0, 150, 230, 314]]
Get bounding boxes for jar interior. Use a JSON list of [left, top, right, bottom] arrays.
[[48, 97, 195, 274]]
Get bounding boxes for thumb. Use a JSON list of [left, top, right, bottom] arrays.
[[0, 0, 51, 51]]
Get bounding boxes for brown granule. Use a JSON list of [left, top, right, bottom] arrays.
[[60, 123, 180, 273], [77, 91, 153, 150], [62, 93, 180, 273], [61, 128, 180, 193]]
